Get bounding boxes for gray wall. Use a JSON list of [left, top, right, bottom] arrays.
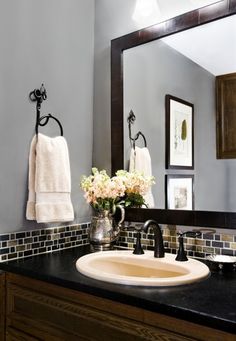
[[123, 40, 227, 211], [0, 0, 94, 233], [93, 0, 140, 172]]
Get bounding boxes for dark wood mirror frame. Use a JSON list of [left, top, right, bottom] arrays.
[[111, 0, 236, 229]]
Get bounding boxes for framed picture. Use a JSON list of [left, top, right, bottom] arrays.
[[166, 95, 194, 169], [165, 175, 194, 210]]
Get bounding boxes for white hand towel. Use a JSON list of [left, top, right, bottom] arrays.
[[26, 133, 74, 223], [129, 146, 155, 208]]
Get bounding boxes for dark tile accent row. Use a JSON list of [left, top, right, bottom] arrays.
[[0, 223, 90, 262]]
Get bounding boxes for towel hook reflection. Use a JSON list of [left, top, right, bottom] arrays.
[[127, 110, 147, 148]]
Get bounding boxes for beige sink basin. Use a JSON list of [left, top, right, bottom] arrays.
[[76, 250, 210, 286]]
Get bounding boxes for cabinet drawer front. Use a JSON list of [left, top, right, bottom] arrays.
[[6, 281, 194, 341], [6, 273, 236, 341]]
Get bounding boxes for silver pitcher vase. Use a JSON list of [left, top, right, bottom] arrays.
[[89, 205, 125, 251]]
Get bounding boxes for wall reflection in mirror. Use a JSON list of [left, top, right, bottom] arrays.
[[123, 15, 236, 212]]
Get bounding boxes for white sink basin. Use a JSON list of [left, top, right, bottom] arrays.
[[76, 250, 210, 286]]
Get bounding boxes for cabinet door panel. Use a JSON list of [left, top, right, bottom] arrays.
[[5, 273, 236, 341], [6, 281, 192, 341]]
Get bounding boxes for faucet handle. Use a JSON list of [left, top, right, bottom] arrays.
[[133, 225, 144, 255], [177, 230, 201, 238], [175, 230, 201, 262]]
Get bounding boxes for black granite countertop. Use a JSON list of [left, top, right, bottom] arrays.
[[0, 245, 235, 334]]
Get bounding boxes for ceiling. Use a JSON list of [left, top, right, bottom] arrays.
[[132, 1, 235, 76], [132, 0, 222, 27], [162, 14, 236, 76], [157, 0, 221, 22]]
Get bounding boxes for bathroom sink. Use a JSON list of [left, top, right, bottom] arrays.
[[76, 250, 210, 286]]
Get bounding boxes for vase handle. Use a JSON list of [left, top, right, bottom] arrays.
[[115, 204, 125, 227]]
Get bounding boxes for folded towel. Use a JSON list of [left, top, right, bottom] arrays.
[[129, 146, 155, 208], [26, 133, 74, 223]]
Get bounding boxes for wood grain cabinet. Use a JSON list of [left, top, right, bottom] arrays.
[[0, 273, 234, 341], [0, 273, 5, 341]]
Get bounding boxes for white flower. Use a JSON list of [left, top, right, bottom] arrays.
[[80, 168, 155, 211]]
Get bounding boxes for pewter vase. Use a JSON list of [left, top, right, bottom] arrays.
[[89, 205, 125, 251]]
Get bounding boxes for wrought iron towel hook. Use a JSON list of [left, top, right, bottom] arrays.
[[29, 83, 47, 121], [37, 114, 63, 136], [127, 110, 147, 148], [29, 84, 63, 136]]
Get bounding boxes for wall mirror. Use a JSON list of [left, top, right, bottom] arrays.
[[111, 0, 236, 228]]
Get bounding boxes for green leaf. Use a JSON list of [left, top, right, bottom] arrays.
[[181, 119, 187, 140]]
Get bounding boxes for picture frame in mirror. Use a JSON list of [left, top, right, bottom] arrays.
[[165, 95, 194, 169], [165, 174, 194, 210]]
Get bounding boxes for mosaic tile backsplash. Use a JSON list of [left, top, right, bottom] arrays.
[[117, 222, 236, 258], [0, 221, 236, 262], [0, 223, 89, 262]]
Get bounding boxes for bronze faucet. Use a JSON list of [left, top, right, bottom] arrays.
[[142, 220, 165, 258]]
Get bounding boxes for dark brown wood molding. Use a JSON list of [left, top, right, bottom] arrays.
[[111, 0, 236, 228], [124, 208, 236, 229]]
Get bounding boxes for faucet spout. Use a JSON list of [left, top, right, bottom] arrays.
[[142, 220, 165, 258]]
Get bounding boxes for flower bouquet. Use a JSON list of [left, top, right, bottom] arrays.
[[80, 168, 155, 211], [80, 168, 155, 250]]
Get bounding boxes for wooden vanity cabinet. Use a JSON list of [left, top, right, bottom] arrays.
[[0, 272, 234, 341], [0, 273, 5, 341]]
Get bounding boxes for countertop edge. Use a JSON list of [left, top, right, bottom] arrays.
[[0, 259, 235, 335]]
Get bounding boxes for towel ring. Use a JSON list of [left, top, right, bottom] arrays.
[[133, 131, 147, 149], [36, 114, 63, 136], [30, 84, 64, 137]]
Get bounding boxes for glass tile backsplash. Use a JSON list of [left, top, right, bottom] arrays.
[[0, 221, 235, 262], [0, 223, 89, 262], [117, 222, 236, 258]]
